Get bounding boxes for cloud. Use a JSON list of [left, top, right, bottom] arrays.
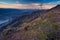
[[48, 1, 60, 5], [0, 2, 55, 9], [0, 2, 9, 5]]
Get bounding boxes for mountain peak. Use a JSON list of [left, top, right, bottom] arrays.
[[56, 4, 60, 7], [53, 4, 60, 9], [55, 4, 60, 8], [46, 4, 60, 12]]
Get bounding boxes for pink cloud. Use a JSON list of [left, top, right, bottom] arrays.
[[0, 2, 54, 9]]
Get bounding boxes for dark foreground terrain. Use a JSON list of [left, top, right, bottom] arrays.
[[0, 5, 60, 40]]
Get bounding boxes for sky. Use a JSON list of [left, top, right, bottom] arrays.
[[0, 0, 60, 9]]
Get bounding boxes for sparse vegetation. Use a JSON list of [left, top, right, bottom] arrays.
[[0, 13, 60, 40], [13, 13, 59, 40], [0, 9, 60, 40]]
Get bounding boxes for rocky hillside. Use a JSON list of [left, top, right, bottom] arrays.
[[0, 5, 60, 40], [43, 5, 60, 24]]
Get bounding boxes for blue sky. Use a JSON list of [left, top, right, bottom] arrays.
[[0, 0, 60, 4], [0, 0, 60, 9]]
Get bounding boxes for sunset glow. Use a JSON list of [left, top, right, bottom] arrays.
[[0, 0, 60, 9]]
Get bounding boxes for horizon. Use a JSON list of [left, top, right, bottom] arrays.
[[0, 0, 60, 9]]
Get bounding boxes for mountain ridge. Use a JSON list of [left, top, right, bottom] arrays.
[[0, 9, 46, 31], [0, 5, 60, 40]]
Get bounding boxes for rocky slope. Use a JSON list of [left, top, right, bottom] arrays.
[[0, 5, 60, 40], [43, 5, 60, 24]]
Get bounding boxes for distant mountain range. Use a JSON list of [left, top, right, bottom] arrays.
[[0, 8, 46, 31]]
